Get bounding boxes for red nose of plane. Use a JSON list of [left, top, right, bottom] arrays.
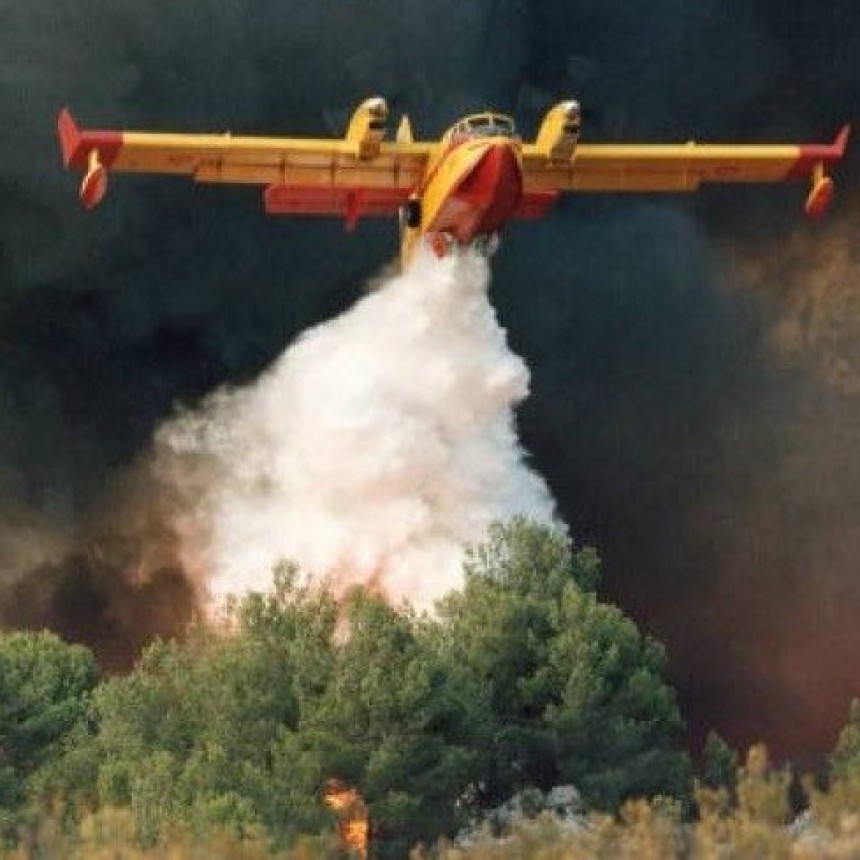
[[452, 141, 523, 242]]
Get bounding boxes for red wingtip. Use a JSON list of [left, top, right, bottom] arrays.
[[833, 124, 851, 158], [57, 107, 82, 167]]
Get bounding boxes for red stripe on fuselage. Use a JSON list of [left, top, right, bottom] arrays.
[[429, 142, 522, 243]]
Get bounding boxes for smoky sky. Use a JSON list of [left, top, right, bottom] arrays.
[[1, 0, 858, 759]]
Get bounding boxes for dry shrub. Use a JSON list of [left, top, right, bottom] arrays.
[[7, 805, 338, 860]]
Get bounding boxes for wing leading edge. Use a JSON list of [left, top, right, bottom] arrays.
[[521, 125, 850, 218], [57, 107, 433, 223], [59, 105, 849, 225]]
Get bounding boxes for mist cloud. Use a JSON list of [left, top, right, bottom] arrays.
[[154, 247, 555, 608]]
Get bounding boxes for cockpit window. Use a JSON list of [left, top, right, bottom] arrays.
[[451, 113, 517, 139]]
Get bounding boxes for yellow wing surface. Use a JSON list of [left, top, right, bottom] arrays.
[[520, 126, 850, 217], [58, 100, 434, 227], [59, 98, 849, 224]]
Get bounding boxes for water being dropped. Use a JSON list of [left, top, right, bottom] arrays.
[[155, 245, 557, 609]]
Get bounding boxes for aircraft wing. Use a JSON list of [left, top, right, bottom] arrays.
[[58, 107, 434, 227], [520, 126, 850, 218]]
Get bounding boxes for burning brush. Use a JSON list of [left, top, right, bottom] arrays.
[[324, 778, 369, 859]]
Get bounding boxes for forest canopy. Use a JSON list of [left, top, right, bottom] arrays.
[[14, 518, 851, 857]]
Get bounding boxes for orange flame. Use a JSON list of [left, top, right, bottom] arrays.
[[324, 778, 369, 859]]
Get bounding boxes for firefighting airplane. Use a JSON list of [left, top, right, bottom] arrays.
[[58, 98, 849, 266]]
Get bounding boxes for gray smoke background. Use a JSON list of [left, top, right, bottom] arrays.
[[0, 0, 858, 757]]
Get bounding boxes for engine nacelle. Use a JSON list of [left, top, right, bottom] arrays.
[[534, 100, 581, 162], [345, 96, 389, 159]]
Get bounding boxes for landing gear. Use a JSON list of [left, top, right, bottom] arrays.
[[403, 198, 422, 229], [399, 201, 422, 234]]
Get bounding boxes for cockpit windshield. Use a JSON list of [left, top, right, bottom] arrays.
[[451, 113, 517, 139]]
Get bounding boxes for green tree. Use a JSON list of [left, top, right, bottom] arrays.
[[0, 630, 98, 813], [436, 518, 690, 811], [306, 588, 488, 857], [830, 698, 860, 782], [40, 566, 339, 847], [548, 587, 689, 809], [807, 700, 860, 835], [34, 524, 693, 853], [44, 566, 486, 855], [700, 730, 739, 793]]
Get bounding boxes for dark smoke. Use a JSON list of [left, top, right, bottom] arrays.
[[0, 0, 858, 758], [0, 458, 201, 670]]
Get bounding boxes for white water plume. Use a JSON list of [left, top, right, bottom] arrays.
[[153, 245, 556, 609]]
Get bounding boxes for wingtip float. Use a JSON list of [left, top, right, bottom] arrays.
[[57, 100, 850, 266], [797, 124, 850, 219]]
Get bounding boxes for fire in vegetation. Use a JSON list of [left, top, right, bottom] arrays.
[[325, 778, 369, 859]]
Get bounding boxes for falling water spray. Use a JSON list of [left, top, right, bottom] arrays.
[[154, 245, 557, 609]]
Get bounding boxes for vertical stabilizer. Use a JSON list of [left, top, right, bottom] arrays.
[[396, 115, 414, 144]]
